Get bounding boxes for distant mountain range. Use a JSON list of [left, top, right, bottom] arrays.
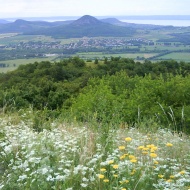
[[0, 19, 10, 24], [100, 18, 172, 29], [27, 15, 136, 38], [0, 15, 173, 38], [0, 19, 70, 33]]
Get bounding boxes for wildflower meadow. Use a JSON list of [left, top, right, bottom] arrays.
[[0, 114, 190, 190]]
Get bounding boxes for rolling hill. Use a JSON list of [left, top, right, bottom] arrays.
[[0, 19, 69, 33], [0, 15, 173, 38], [0, 19, 10, 24], [25, 15, 136, 38], [101, 18, 174, 29]]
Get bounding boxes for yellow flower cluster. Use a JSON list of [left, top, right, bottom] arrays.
[[157, 174, 176, 183], [96, 130, 189, 190], [137, 144, 158, 159], [120, 180, 129, 184], [128, 154, 137, 163]]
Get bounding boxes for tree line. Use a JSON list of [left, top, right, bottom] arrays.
[[1, 57, 190, 131]]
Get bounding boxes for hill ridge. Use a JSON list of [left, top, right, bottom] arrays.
[[71, 15, 102, 26]]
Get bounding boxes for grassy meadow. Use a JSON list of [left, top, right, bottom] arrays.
[[158, 52, 190, 62], [0, 112, 190, 190], [0, 35, 55, 45], [0, 56, 58, 72], [77, 52, 158, 60]]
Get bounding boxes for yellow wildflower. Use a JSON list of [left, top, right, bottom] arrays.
[[108, 160, 114, 164], [131, 169, 136, 175], [120, 155, 126, 160], [113, 174, 118, 178], [150, 153, 157, 158], [130, 159, 137, 163], [113, 165, 119, 169], [179, 170, 185, 175], [98, 174, 105, 179], [120, 180, 129, 185], [137, 145, 145, 150], [158, 174, 164, 178], [125, 137, 132, 142], [170, 175, 175, 179], [103, 179, 109, 183], [151, 146, 158, 151], [142, 147, 149, 151], [119, 146, 125, 150], [146, 144, 155, 148], [154, 160, 159, 165], [100, 168, 106, 172], [128, 155, 136, 160], [166, 143, 173, 147]]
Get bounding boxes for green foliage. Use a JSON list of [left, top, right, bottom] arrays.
[[0, 58, 91, 111], [1, 57, 190, 132], [69, 71, 190, 132]]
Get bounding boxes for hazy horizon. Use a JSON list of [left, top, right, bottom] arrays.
[[0, 0, 190, 19], [2, 15, 190, 22]]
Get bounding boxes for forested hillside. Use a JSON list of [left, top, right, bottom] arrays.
[[1, 57, 190, 132]]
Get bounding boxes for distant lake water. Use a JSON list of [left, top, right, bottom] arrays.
[[120, 20, 190, 27]]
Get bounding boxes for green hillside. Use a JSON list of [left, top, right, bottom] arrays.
[[1, 57, 190, 132]]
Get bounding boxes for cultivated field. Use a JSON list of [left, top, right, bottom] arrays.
[[0, 25, 190, 72]]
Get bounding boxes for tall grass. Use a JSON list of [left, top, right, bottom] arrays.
[[0, 114, 190, 190]]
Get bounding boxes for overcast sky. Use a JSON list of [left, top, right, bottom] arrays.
[[0, 0, 189, 18]]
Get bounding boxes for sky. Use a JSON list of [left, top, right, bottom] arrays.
[[0, 0, 189, 19]]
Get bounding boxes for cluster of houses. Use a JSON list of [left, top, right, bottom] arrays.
[[63, 38, 154, 49], [4, 37, 154, 51]]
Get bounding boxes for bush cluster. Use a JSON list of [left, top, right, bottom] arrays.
[[1, 57, 190, 131]]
